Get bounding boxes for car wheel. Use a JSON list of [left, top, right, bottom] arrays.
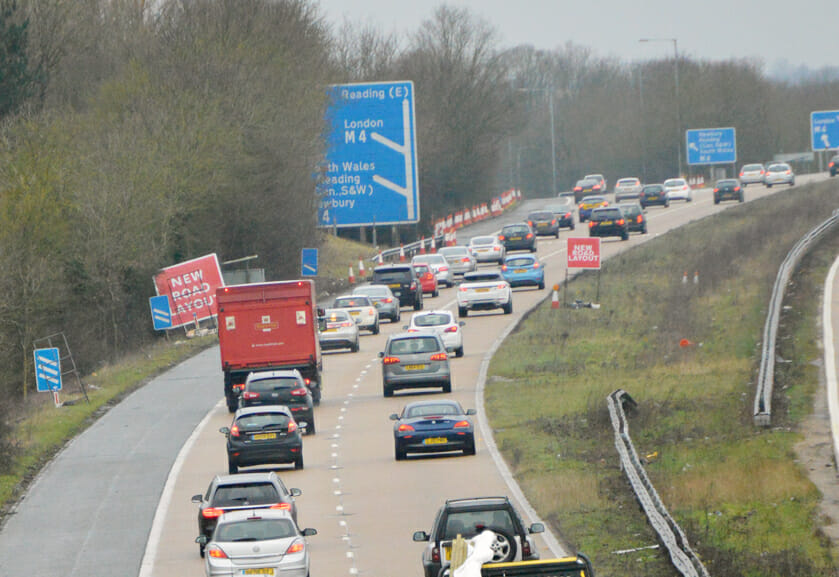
[[538, 280, 545, 290], [395, 444, 406, 461], [739, 194, 744, 203], [415, 295, 423, 311], [530, 246, 537, 253], [442, 380, 452, 393], [311, 386, 321, 406], [455, 345, 464, 358], [372, 321, 379, 335], [767, 183, 772, 188], [464, 439, 476, 456], [570, 222, 575, 230], [642, 224, 648, 234], [228, 460, 238, 475], [394, 310, 401, 323], [555, 230, 560, 239], [486, 527, 517, 563], [503, 300, 513, 315], [350, 339, 359, 353], [294, 454, 304, 470], [458, 307, 467, 318], [621, 231, 629, 241], [433, 288, 439, 298], [790, 180, 795, 186], [383, 384, 393, 398], [714, 197, 719, 205]]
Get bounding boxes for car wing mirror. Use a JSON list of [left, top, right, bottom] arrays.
[[413, 530, 430, 542], [302, 528, 318, 536], [290, 488, 302, 497], [529, 522, 545, 534], [219, 426, 230, 435], [466, 409, 477, 415], [402, 325, 409, 330], [191, 494, 203, 503], [378, 351, 384, 358], [389, 413, 399, 420], [459, 321, 466, 327], [195, 535, 208, 545]]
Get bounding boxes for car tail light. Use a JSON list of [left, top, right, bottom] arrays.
[[430, 352, 448, 361], [242, 391, 259, 400], [432, 546, 441, 563], [439, 266, 449, 272], [461, 257, 470, 263], [206, 545, 228, 559], [830, 161, 835, 168], [588, 221, 594, 228], [368, 307, 375, 315], [454, 420, 470, 428], [410, 281, 417, 290], [459, 286, 468, 292], [286, 539, 306, 555], [232, 383, 245, 392], [603, 201, 609, 206], [304, 378, 311, 385], [288, 421, 298, 433], [579, 204, 584, 210], [407, 328, 419, 332], [202, 507, 224, 519], [533, 262, 540, 268], [398, 423, 415, 432], [551, 219, 557, 225], [527, 220, 533, 227], [383, 356, 401, 365], [270, 502, 292, 511], [564, 212, 571, 218], [526, 233, 533, 239], [340, 321, 353, 328], [501, 265, 508, 271], [617, 218, 625, 225], [573, 186, 582, 192], [498, 234, 505, 241], [291, 387, 308, 396], [493, 246, 500, 251], [713, 188, 719, 193], [230, 424, 241, 437], [522, 540, 533, 558], [786, 170, 791, 174], [636, 215, 643, 223], [739, 173, 744, 177], [384, 297, 393, 303], [593, 185, 601, 190], [444, 325, 458, 333], [734, 186, 741, 191]]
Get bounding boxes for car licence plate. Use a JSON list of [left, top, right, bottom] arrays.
[[514, 268, 526, 273], [252, 433, 277, 440], [388, 283, 401, 288], [242, 570, 275, 576], [424, 437, 447, 445], [476, 288, 490, 292], [323, 328, 336, 333], [403, 364, 426, 371], [509, 236, 522, 241], [350, 311, 359, 315], [601, 220, 613, 225]]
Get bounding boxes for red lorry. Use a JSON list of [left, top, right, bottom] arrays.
[[216, 280, 322, 412]]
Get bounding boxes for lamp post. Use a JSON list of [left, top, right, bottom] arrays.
[[639, 37, 682, 177], [518, 87, 558, 196]]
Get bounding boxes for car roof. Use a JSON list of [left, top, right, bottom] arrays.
[[505, 253, 536, 260], [374, 264, 412, 271], [402, 399, 464, 412], [234, 405, 292, 417], [353, 284, 392, 293], [323, 308, 351, 317], [502, 222, 530, 228], [469, 235, 497, 243], [246, 369, 301, 382], [412, 309, 454, 318], [388, 331, 444, 342], [443, 496, 512, 510], [580, 195, 605, 202], [214, 472, 280, 486], [664, 178, 686, 184], [617, 177, 640, 183], [463, 270, 504, 280], [592, 206, 620, 212], [617, 202, 641, 209], [584, 173, 604, 179], [217, 508, 296, 524]]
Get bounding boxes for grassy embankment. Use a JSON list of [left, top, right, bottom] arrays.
[[0, 231, 371, 517], [487, 180, 839, 577]]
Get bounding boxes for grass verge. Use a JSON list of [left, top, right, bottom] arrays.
[[487, 180, 839, 577]]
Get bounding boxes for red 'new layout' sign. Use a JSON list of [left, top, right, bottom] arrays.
[[567, 237, 601, 269], [153, 253, 225, 328]]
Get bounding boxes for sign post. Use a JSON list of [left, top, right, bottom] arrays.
[[317, 81, 420, 228], [34, 347, 62, 407], [686, 127, 737, 167]]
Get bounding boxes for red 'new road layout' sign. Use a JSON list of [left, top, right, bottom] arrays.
[[567, 237, 601, 269], [153, 253, 225, 328]]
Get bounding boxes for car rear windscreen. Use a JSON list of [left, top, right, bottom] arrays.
[[592, 209, 622, 220], [374, 270, 411, 283], [236, 412, 291, 430], [212, 483, 280, 507], [248, 377, 299, 393], [389, 336, 441, 354], [506, 257, 534, 267], [414, 314, 451, 327], [215, 518, 296, 542]]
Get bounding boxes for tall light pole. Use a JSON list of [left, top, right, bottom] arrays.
[[639, 37, 682, 177], [518, 87, 558, 196]]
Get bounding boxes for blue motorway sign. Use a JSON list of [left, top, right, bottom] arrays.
[[811, 110, 839, 151], [301, 248, 318, 277], [686, 127, 736, 165], [149, 294, 173, 330], [34, 347, 61, 392], [317, 81, 420, 227]]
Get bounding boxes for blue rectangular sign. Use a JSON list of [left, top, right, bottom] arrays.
[[811, 110, 839, 151], [317, 81, 420, 228], [301, 248, 318, 277], [686, 127, 736, 165], [34, 347, 61, 392], [149, 294, 173, 330]]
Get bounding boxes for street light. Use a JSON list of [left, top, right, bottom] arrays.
[[517, 86, 558, 196], [639, 37, 682, 177]]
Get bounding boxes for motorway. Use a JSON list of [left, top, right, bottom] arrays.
[[0, 175, 826, 576]]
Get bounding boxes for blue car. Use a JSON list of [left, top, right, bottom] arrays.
[[389, 399, 476, 461], [501, 254, 545, 289]]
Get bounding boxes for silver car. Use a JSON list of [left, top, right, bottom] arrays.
[[379, 332, 452, 397], [332, 294, 379, 334], [739, 163, 765, 186], [468, 235, 506, 264], [406, 310, 465, 357], [352, 284, 401, 322], [438, 246, 477, 276], [765, 162, 795, 187], [412, 254, 453, 287], [614, 177, 643, 202], [199, 509, 316, 577], [318, 308, 360, 352]]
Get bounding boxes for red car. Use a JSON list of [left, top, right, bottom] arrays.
[[413, 264, 439, 297]]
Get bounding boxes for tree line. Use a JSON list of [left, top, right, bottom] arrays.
[[0, 0, 835, 424]]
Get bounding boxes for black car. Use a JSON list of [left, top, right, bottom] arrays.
[[544, 195, 576, 230], [713, 178, 744, 204], [572, 177, 603, 202], [191, 472, 301, 557], [640, 183, 669, 208], [389, 399, 476, 461], [588, 206, 629, 241], [526, 210, 560, 238], [221, 405, 304, 473], [499, 223, 537, 253], [239, 370, 315, 435], [829, 154, 838, 177], [372, 264, 423, 310], [616, 203, 647, 234], [413, 496, 545, 577]]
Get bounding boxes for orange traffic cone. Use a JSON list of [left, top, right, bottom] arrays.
[[430, 236, 437, 253], [377, 251, 384, 264], [419, 237, 426, 254], [399, 244, 406, 262], [679, 338, 694, 348], [358, 258, 366, 279], [551, 285, 560, 309], [348, 266, 355, 284]]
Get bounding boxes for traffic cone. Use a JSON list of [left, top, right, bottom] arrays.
[[358, 258, 365, 279], [420, 237, 426, 254], [399, 244, 406, 262], [348, 266, 355, 284], [377, 251, 383, 265], [682, 271, 688, 284], [430, 236, 437, 253], [551, 284, 560, 309], [679, 338, 694, 348], [693, 271, 699, 284]]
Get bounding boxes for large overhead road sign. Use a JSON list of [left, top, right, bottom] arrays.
[[318, 81, 420, 228], [811, 110, 839, 151], [686, 127, 736, 165]]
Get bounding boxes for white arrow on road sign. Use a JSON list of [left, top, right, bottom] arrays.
[[371, 98, 416, 221]]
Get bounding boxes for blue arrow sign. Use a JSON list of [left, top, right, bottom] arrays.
[[149, 295, 173, 330], [34, 347, 61, 392], [317, 81, 420, 228], [301, 248, 318, 277], [686, 127, 736, 165], [811, 110, 839, 151]]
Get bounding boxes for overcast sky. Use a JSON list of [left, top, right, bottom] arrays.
[[315, 0, 838, 72]]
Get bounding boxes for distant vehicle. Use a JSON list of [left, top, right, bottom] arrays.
[[613, 177, 643, 202], [639, 183, 669, 208], [588, 206, 629, 241], [764, 162, 795, 187], [544, 196, 576, 230], [572, 178, 602, 202], [501, 254, 545, 290], [406, 310, 465, 357], [221, 405, 305, 473], [577, 195, 609, 222], [332, 294, 379, 335], [713, 178, 744, 204], [616, 202, 648, 234], [830, 154, 839, 177], [457, 270, 513, 317], [389, 399, 476, 461], [373, 264, 424, 310], [318, 308, 360, 353], [498, 223, 537, 253], [468, 235, 506, 264], [664, 178, 692, 202], [739, 163, 766, 186], [352, 284, 401, 322], [437, 246, 477, 276], [379, 332, 452, 397], [526, 210, 560, 238], [216, 281, 322, 410], [584, 173, 608, 195], [197, 509, 316, 577], [191, 472, 301, 557], [413, 254, 454, 287], [412, 263, 440, 297], [412, 496, 545, 577], [239, 370, 315, 435]]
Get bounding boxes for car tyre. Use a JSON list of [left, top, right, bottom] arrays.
[[714, 196, 720, 205], [350, 339, 359, 353], [395, 445, 406, 461], [306, 416, 316, 435], [442, 380, 452, 393], [486, 527, 517, 563], [455, 345, 464, 358], [538, 280, 545, 290], [555, 230, 560, 239], [458, 306, 467, 318], [621, 231, 629, 241], [294, 455, 304, 470], [383, 384, 393, 398], [372, 321, 380, 335], [433, 288, 439, 298], [199, 543, 206, 558], [503, 300, 513, 315], [464, 440, 476, 456], [394, 310, 401, 323], [228, 460, 238, 475], [530, 245, 537, 253], [766, 183, 772, 188], [738, 193, 744, 203], [414, 295, 422, 311]]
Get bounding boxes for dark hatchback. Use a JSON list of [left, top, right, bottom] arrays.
[[713, 178, 744, 204], [389, 399, 476, 461], [526, 210, 560, 238], [191, 472, 301, 557], [372, 264, 423, 310], [498, 223, 537, 252], [640, 183, 669, 208], [588, 207, 629, 241], [572, 178, 603, 202], [239, 370, 315, 435], [221, 405, 304, 473], [544, 195, 576, 230], [616, 203, 647, 234]]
